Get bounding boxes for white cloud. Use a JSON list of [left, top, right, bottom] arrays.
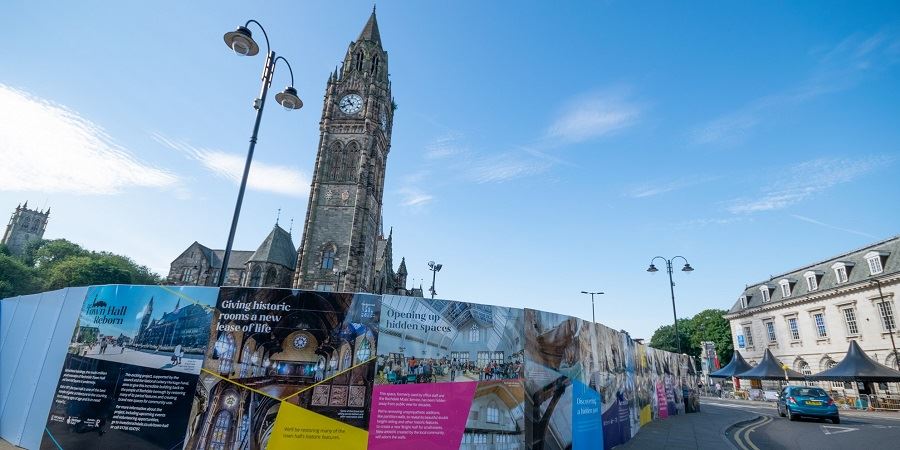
[[153, 134, 309, 197], [424, 132, 467, 160], [626, 176, 719, 198], [728, 156, 892, 214], [546, 89, 641, 143], [466, 152, 552, 183], [0, 84, 177, 194], [398, 188, 434, 207], [790, 214, 876, 238]]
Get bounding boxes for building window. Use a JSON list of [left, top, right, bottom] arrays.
[[826, 361, 843, 388], [315, 283, 334, 292], [210, 410, 232, 450], [217, 333, 235, 375], [831, 262, 852, 284], [182, 267, 193, 283], [842, 308, 859, 335], [486, 402, 500, 424], [787, 317, 800, 341], [470, 324, 479, 343], [321, 247, 335, 270], [878, 301, 896, 332], [804, 271, 819, 292], [765, 321, 776, 343], [450, 351, 469, 364], [780, 280, 792, 298], [264, 267, 277, 286], [740, 296, 747, 309], [356, 338, 371, 361], [865, 251, 886, 275], [798, 362, 815, 387], [760, 286, 771, 302], [813, 313, 828, 338], [743, 325, 754, 348]]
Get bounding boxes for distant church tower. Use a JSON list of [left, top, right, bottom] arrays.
[[2, 202, 49, 257], [293, 9, 394, 293]]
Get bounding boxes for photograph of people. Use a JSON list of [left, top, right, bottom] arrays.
[[375, 296, 524, 385], [69, 285, 216, 375]]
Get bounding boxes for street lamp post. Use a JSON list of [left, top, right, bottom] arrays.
[[872, 278, 899, 370], [333, 268, 345, 292], [427, 261, 443, 299], [580, 291, 604, 323], [647, 256, 694, 354], [216, 20, 303, 287]]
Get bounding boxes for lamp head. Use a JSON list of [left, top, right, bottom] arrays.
[[435, 264, 443, 272], [428, 261, 435, 269], [275, 86, 303, 110], [682, 263, 694, 272], [647, 264, 659, 273], [224, 26, 259, 56], [581, 291, 589, 294]]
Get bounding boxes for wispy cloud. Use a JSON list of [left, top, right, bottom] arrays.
[[626, 176, 719, 198], [398, 187, 434, 207], [790, 214, 876, 238], [0, 84, 177, 194], [691, 30, 900, 145], [466, 152, 553, 183], [154, 134, 309, 197], [546, 88, 642, 143], [728, 156, 893, 214], [424, 132, 467, 160]]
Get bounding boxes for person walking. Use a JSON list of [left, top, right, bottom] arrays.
[[715, 382, 723, 398], [174, 344, 183, 366]]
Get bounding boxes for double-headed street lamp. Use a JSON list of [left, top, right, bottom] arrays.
[[647, 256, 694, 354], [580, 291, 604, 323], [427, 261, 443, 299], [216, 20, 303, 287], [333, 268, 346, 292]]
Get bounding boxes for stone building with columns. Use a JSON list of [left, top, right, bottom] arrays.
[[724, 235, 900, 393]]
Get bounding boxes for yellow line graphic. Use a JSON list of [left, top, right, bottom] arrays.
[[200, 368, 282, 401], [280, 357, 375, 401]]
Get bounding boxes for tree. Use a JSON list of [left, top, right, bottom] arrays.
[[44, 256, 134, 290], [649, 318, 697, 357], [0, 253, 43, 298], [32, 239, 89, 270], [690, 308, 734, 366]]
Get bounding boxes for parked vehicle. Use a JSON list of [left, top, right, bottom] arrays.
[[776, 386, 840, 423]]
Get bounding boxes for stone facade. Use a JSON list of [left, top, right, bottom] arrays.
[[2, 202, 49, 256], [725, 235, 900, 393], [293, 10, 397, 294]]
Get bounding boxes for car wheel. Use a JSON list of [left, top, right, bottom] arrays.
[[831, 417, 840, 424], [778, 405, 785, 417], [787, 408, 797, 421]]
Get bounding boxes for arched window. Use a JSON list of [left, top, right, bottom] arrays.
[[249, 266, 261, 287], [217, 333, 235, 375], [470, 324, 479, 343], [321, 246, 335, 270], [798, 361, 814, 387], [343, 142, 360, 181], [327, 142, 343, 181], [209, 410, 232, 450], [486, 401, 500, 424], [239, 344, 253, 378], [371, 55, 379, 77], [825, 360, 842, 388], [341, 345, 352, 370], [238, 412, 250, 444], [264, 267, 277, 286], [354, 51, 364, 71], [356, 338, 371, 362]]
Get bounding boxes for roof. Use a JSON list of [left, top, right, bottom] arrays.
[[211, 250, 254, 270], [357, 9, 381, 45], [736, 348, 805, 380], [806, 340, 900, 382], [709, 351, 754, 378], [247, 224, 297, 269], [728, 235, 900, 315]]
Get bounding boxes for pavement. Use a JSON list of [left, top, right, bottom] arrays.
[[617, 402, 757, 449], [0, 439, 19, 450]]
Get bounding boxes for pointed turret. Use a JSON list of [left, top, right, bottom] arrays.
[[357, 7, 381, 45]]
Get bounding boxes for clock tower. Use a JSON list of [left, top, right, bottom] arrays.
[[293, 9, 394, 292]]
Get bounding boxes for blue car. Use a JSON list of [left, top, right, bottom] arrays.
[[776, 386, 840, 424]]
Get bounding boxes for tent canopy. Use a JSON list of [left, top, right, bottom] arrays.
[[806, 341, 900, 382], [709, 350, 753, 378], [736, 348, 805, 380]]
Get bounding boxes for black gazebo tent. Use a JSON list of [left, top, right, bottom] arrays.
[[709, 350, 753, 378], [806, 341, 900, 382], [736, 348, 805, 380]]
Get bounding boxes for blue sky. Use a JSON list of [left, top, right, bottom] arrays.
[[2, 1, 899, 339]]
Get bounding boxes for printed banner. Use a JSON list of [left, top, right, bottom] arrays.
[[40, 285, 218, 450]]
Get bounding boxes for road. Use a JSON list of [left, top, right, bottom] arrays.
[[703, 398, 900, 450]]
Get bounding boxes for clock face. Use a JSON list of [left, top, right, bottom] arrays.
[[293, 335, 308, 349], [379, 109, 388, 131], [339, 94, 363, 115]]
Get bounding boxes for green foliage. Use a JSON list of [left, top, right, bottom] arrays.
[[0, 239, 162, 297], [0, 253, 43, 298], [649, 309, 734, 363]]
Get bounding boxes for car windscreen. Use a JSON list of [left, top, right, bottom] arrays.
[[792, 387, 827, 397]]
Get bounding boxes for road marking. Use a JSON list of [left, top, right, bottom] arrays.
[[821, 425, 858, 435], [733, 415, 772, 450]]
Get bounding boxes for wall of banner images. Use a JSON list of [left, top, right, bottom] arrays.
[[1, 285, 699, 450]]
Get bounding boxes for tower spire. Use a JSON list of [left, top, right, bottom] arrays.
[[275, 208, 281, 226], [357, 7, 381, 45]]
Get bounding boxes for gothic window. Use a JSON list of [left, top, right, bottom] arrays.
[[343, 142, 360, 181], [264, 267, 277, 286], [356, 338, 371, 362], [321, 245, 335, 269], [217, 333, 235, 376], [353, 51, 364, 71], [341, 345, 352, 370], [182, 268, 193, 283], [238, 413, 250, 445], [239, 344, 252, 378], [327, 142, 343, 181], [371, 55, 379, 77], [486, 401, 500, 424], [249, 266, 261, 287], [470, 324, 479, 343], [209, 410, 232, 450]]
